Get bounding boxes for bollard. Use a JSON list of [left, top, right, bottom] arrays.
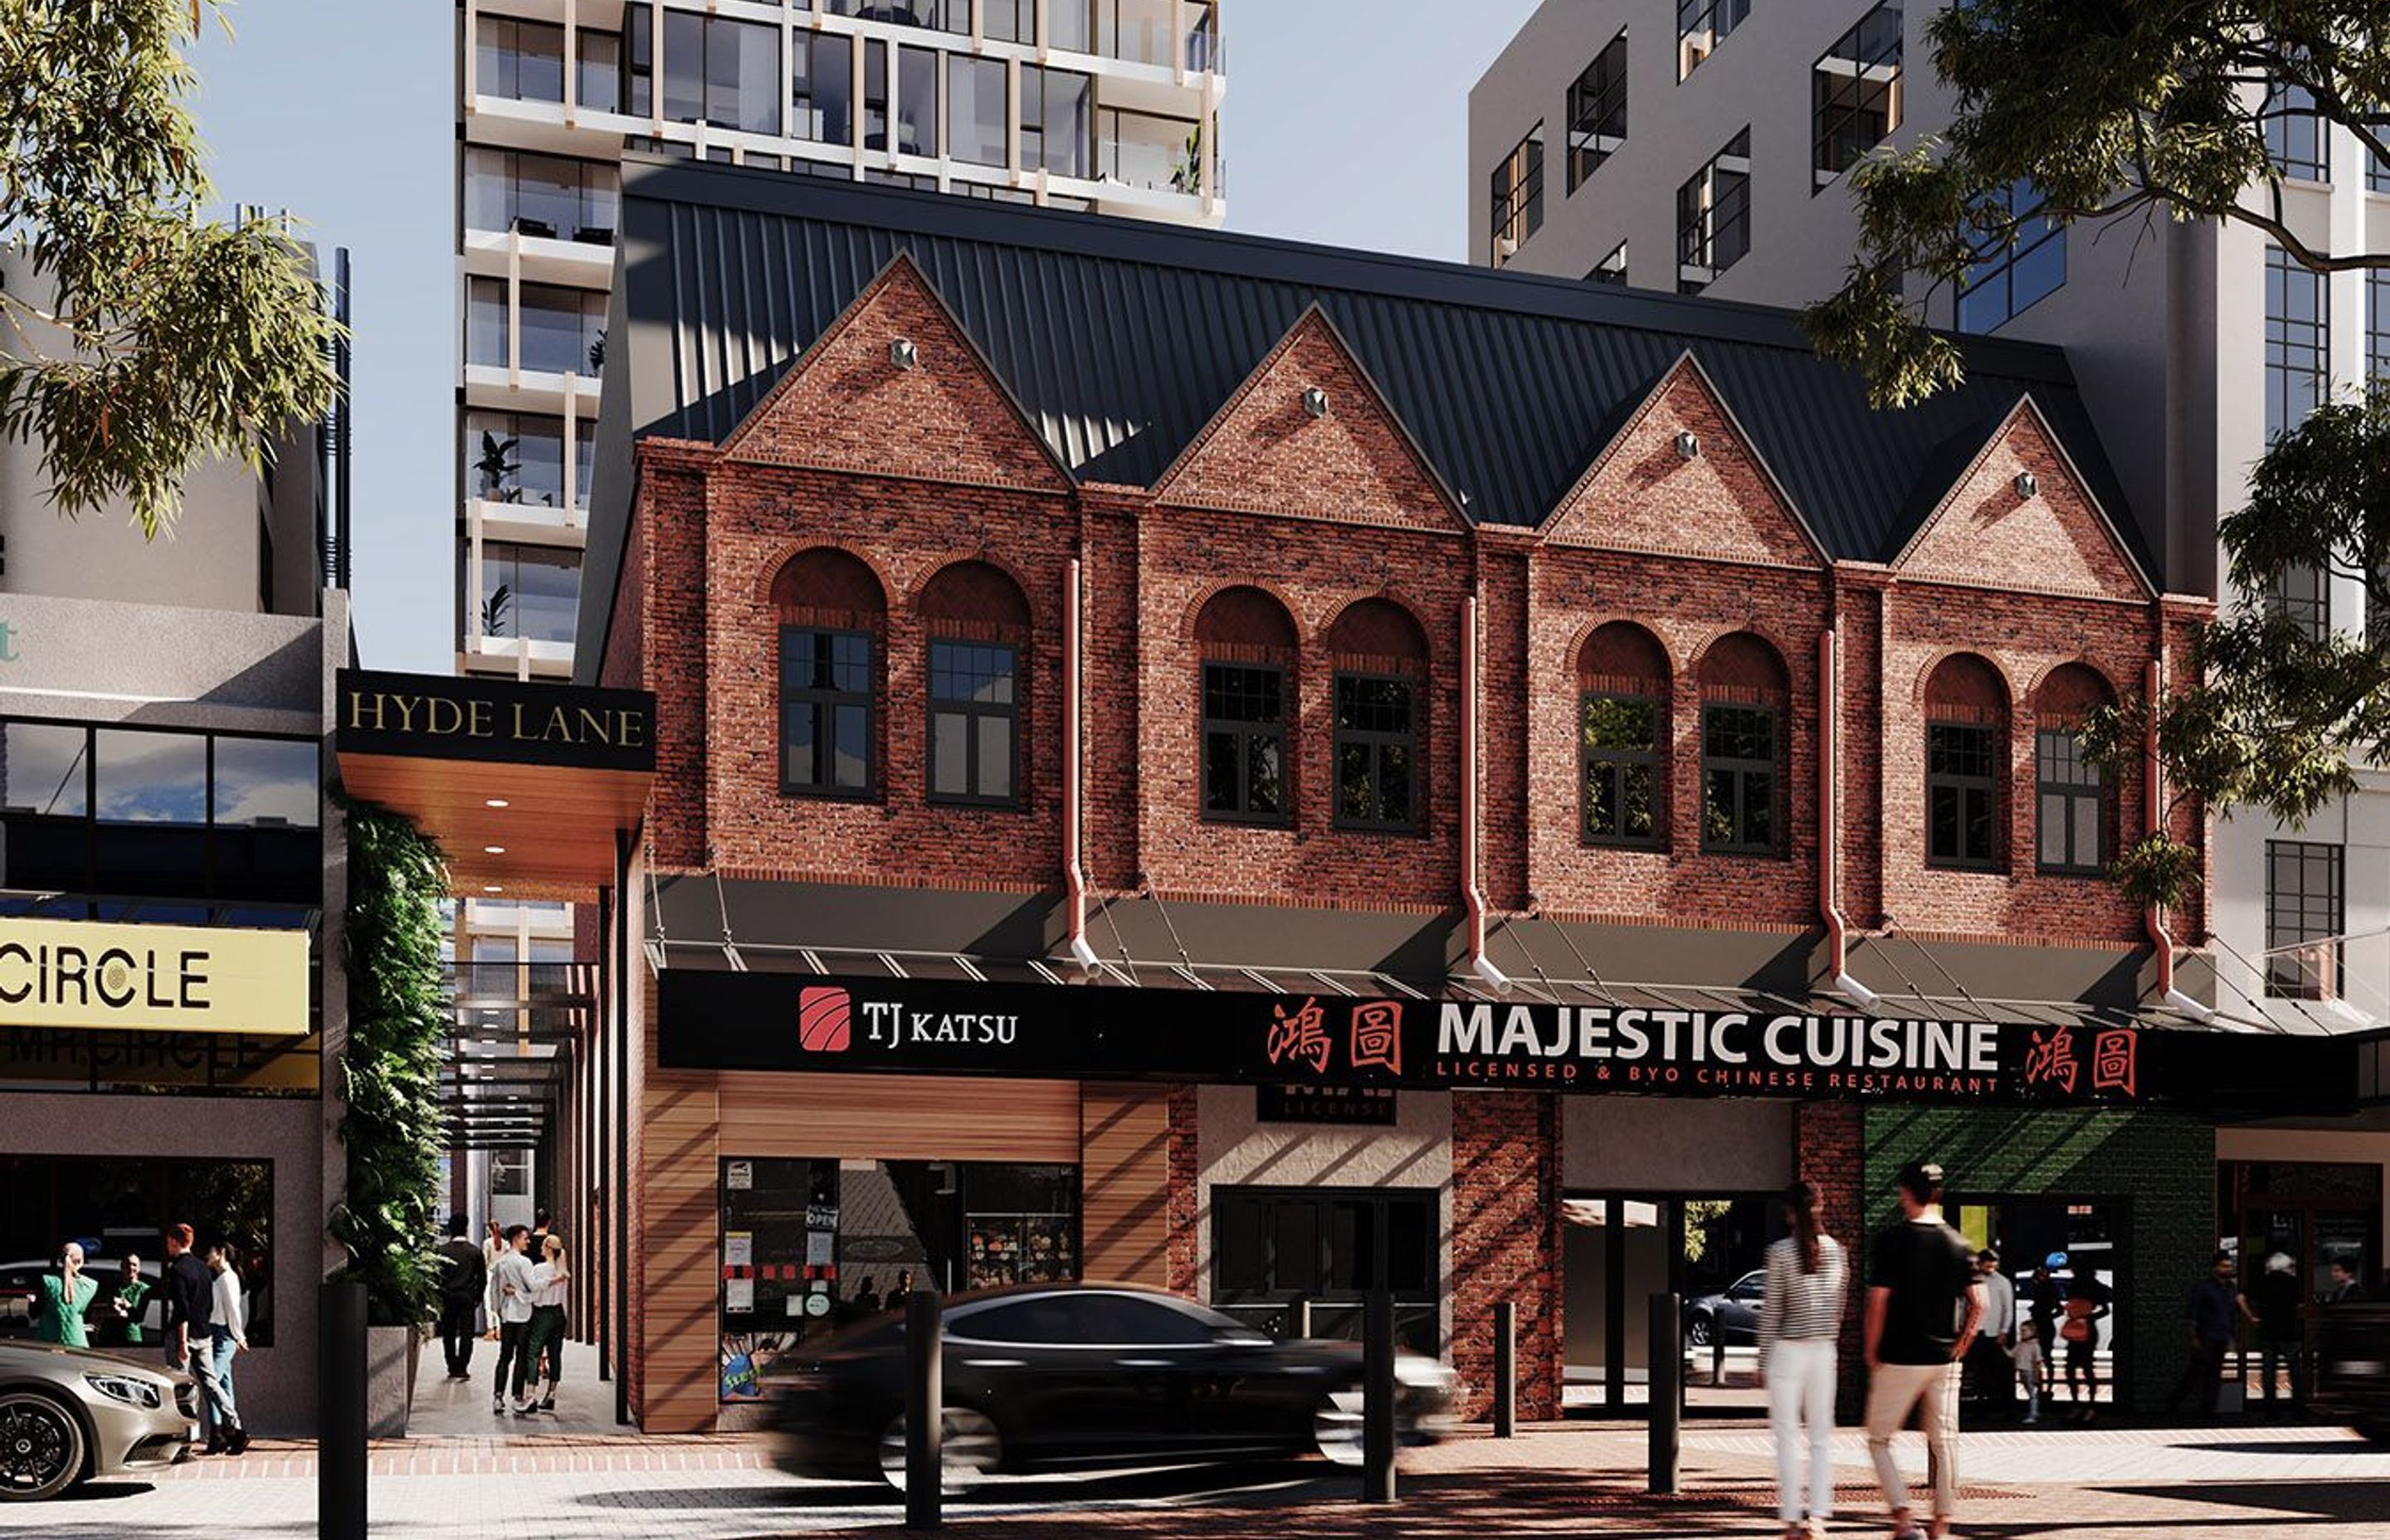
[[1295, 1296, 1314, 1340], [905, 1290, 943, 1531], [1712, 1328, 1726, 1387], [1647, 1293, 1680, 1495], [318, 1279, 368, 1540], [1493, 1300, 1517, 1438], [1363, 1289, 1397, 1503]]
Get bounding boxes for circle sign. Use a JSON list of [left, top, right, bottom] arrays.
[[804, 1292, 832, 1318]]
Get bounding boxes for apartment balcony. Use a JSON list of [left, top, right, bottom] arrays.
[[462, 363, 602, 418], [459, 633, 577, 680], [462, 224, 617, 287]]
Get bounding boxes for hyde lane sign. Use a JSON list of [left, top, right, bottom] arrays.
[[656, 971, 2353, 1113], [335, 668, 654, 772]]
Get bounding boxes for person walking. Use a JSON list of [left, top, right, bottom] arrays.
[[203, 1244, 251, 1455], [2023, 1255, 2063, 1404], [162, 1223, 232, 1453], [32, 1241, 95, 1347], [490, 1225, 537, 1415], [96, 1254, 151, 1349], [482, 1219, 507, 1343], [2012, 1318, 2046, 1425], [2168, 1250, 2256, 1420], [885, 1270, 914, 1313], [2060, 1264, 2115, 1421], [1758, 1179, 1846, 1540], [1864, 1161, 1984, 1540], [437, 1216, 487, 1382], [2252, 1252, 2305, 1411], [1965, 1249, 2017, 1422], [517, 1235, 571, 1414]]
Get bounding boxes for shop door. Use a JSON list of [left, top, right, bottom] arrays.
[[1212, 1187, 1439, 1354], [1563, 1192, 1780, 1416], [1952, 1196, 2124, 1415]]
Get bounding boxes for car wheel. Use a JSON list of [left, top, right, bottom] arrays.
[[1313, 1384, 1366, 1465], [878, 1406, 1002, 1494], [0, 1391, 85, 1502], [1686, 1313, 1714, 1348]]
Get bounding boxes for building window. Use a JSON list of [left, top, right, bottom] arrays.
[[1490, 124, 1544, 266], [2264, 80, 2326, 183], [985, 0, 1035, 44], [1582, 697, 1662, 846], [465, 279, 607, 376], [1567, 33, 1629, 191], [2267, 245, 2329, 441], [463, 149, 619, 246], [1212, 1186, 1438, 1353], [2035, 727, 2105, 876], [577, 29, 622, 113], [1099, 109, 1202, 193], [827, 0, 967, 33], [2370, 270, 2390, 380], [2268, 563, 2330, 642], [0, 1156, 276, 1343], [1022, 64, 1094, 178], [659, 11, 781, 134], [1700, 704, 1778, 854], [1677, 0, 1752, 79], [476, 16, 565, 103], [949, 54, 1008, 166], [2266, 839, 2344, 999], [462, 410, 592, 510], [478, 540, 580, 646], [1926, 723, 2000, 869], [1201, 665, 1289, 823], [793, 30, 856, 144], [1588, 241, 1628, 285], [1814, 2, 1902, 190], [1333, 675, 1417, 832], [928, 641, 1019, 807], [1957, 181, 2065, 332], [895, 44, 940, 158], [781, 631, 873, 796], [1677, 129, 1752, 295]]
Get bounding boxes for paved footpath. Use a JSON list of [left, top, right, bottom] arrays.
[[7, 1419, 2389, 1538]]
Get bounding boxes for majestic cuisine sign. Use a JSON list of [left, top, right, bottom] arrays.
[[656, 971, 2334, 1109]]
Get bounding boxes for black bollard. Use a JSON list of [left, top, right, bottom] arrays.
[[1494, 1300, 1517, 1438], [905, 1290, 942, 1531], [1363, 1288, 1397, 1503], [1647, 1292, 1680, 1495], [318, 1279, 368, 1540]]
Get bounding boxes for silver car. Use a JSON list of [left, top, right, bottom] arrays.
[[0, 1341, 196, 1500]]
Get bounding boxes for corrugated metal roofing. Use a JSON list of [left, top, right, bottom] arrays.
[[583, 158, 2146, 682]]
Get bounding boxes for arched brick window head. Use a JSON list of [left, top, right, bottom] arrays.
[[772, 548, 887, 797], [919, 561, 1031, 807], [2032, 662, 2115, 877], [1197, 587, 1299, 825], [1697, 632, 1788, 855], [1326, 598, 1427, 833], [1578, 621, 1670, 849], [1924, 652, 2010, 871]]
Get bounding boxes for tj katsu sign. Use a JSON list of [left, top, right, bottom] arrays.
[[336, 668, 653, 772], [660, 972, 2353, 1112]]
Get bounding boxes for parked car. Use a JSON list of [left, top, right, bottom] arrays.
[[2307, 1300, 2390, 1442], [0, 1259, 164, 1343], [0, 1339, 196, 1500], [1685, 1270, 1766, 1348], [764, 1282, 1460, 1487]]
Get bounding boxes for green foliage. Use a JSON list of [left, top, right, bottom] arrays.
[[329, 803, 451, 1329], [0, 0, 339, 538], [2107, 831, 2205, 914], [481, 582, 514, 639], [475, 431, 523, 504]]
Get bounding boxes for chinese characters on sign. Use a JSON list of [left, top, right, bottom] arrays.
[[1266, 997, 1331, 1074], [1266, 997, 1407, 1078], [2021, 1027, 2079, 1094]]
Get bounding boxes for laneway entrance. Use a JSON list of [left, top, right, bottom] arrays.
[[1563, 1191, 1783, 1414]]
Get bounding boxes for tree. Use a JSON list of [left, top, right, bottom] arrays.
[[1800, 2, 2390, 909], [0, 0, 339, 539]]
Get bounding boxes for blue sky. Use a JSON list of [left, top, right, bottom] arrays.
[[187, 1, 1539, 673]]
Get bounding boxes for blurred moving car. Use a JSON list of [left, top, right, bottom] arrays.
[[765, 1283, 1460, 1487], [2307, 1300, 2390, 1442], [0, 1258, 164, 1343], [0, 1340, 196, 1500], [1685, 1270, 1765, 1348]]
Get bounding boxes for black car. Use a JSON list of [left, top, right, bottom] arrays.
[[1685, 1270, 1765, 1348], [2307, 1300, 2390, 1442], [764, 1283, 1460, 1487]]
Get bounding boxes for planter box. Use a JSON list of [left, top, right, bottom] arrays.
[[365, 1325, 421, 1438]]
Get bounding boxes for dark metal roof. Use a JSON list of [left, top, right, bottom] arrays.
[[581, 158, 2148, 682]]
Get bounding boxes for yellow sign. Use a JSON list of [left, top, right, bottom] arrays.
[[0, 918, 310, 1036]]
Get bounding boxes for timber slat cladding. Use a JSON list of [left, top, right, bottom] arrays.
[[715, 1072, 1080, 1160], [641, 1071, 722, 1433], [1080, 1081, 1170, 1287]]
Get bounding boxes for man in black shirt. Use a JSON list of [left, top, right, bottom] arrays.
[[437, 1215, 489, 1381], [162, 1222, 234, 1452], [1864, 1162, 1983, 1540]]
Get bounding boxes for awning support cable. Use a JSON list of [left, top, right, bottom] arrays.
[[1142, 874, 1197, 974], [711, 870, 747, 972], [645, 866, 669, 972], [1882, 916, 1992, 1022], [1097, 892, 1140, 987], [1541, 914, 1613, 1001]]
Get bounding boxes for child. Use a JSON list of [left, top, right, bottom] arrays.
[[2014, 1318, 2045, 1425]]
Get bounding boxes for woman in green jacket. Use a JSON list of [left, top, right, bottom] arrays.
[[33, 1242, 95, 1348]]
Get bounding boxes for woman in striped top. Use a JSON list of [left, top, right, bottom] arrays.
[[1761, 1179, 1847, 1538]]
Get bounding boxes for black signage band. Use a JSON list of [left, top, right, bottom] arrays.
[[658, 972, 2353, 1114], [336, 668, 656, 772]]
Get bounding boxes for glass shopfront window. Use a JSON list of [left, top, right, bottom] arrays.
[[1212, 1186, 1437, 1353], [0, 1154, 274, 1345], [717, 1157, 1078, 1401]]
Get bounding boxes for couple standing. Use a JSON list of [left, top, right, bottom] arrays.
[[1759, 1162, 1986, 1540], [485, 1221, 571, 1415]]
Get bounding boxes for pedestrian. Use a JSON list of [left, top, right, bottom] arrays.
[[2252, 1251, 2305, 1411], [2059, 1263, 2114, 1421], [1965, 1248, 2017, 1422], [2327, 1258, 2363, 1304], [32, 1241, 95, 1347], [97, 1254, 151, 1350], [2024, 1255, 2063, 1403], [1864, 1161, 1983, 1540], [437, 1215, 487, 1382], [482, 1219, 507, 1343], [885, 1269, 914, 1313], [2012, 1318, 2046, 1424], [1759, 1179, 1845, 1540], [516, 1234, 571, 1415], [490, 1224, 537, 1415], [851, 1276, 882, 1318], [204, 1244, 251, 1455], [162, 1224, 232, 1454], [2167, 1249, 2256, 1419]]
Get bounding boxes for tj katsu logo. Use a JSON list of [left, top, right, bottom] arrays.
[[795, 983, 1019, 1055]]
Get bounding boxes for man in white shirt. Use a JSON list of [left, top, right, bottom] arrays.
[[1967, 1248, 2019, 1421], [489, 1226, 537, 1414]]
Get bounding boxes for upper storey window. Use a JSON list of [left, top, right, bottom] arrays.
[[1197, 588, 1299, 826], [1957, 181, 2064, 333], [1490, 124, 1545, 266], [1813, 3, 1901, 191], [2033, 663, 2114, 879], [827, 0, 968, 35], [476, 17, 564, 104], [1328, 600, 1429, 835], [1579, 622, 1669, 849], [1567, 33, 1628, 190], [1678, 0, 1751, 79], [1923, 653, 2009, 872], [1696, 633, 1786, 856], [920, 563, 1031, 809], [774, 549, 888, 799], [2263, 80, 2326, 183], [1677, 129, 1751, 295]]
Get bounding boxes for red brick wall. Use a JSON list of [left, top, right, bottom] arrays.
[[1165, 1084, 1199, 1295], [1792, 1099, 1866, 1419], [1451, 1091, 1563, 1421]]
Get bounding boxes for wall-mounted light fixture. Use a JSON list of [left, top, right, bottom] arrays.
[[1302, 386, 1329, 418], [2013, 470, 2039, 499], [889, 338, 919, 370], [1675, 429, 1700, 461]]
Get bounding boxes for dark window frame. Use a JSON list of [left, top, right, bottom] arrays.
[[2267, 244, 2329, 441], [925, 637, 1023, 810], [1924, 718, 2003, 872], [1210, 1183, 1439, 1352], [1699, 699, 1780, 856], [1200, 660, 1291, 826], [1958, 180, 2066, 333], [1331, 670, 1422, 834], [1580, 691, 1665, 849], [2034, 724, 2107, 878], [1676, 0, 1752, 78], [779, 626, 877, 800], [2266, 839, 2344, 1000], [1676, 129, 1752, 295], [1490, 124, 1545, 265], [2264, 80, 2327, 183], [1812, 2, 1903, 192], [1566, 32, 1629, 191]]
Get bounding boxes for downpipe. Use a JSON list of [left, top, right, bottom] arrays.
[[2144, 655, 2212, 1021], [1461, 594, 1511, 995], [1062, 558, 1099, 976], [1817, 624, 1877, 1011]]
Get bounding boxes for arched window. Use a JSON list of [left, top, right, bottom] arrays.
[[2033, 662, 2114, 877], [1578, 621, 1669, 848], [1697, 633, 1788, 855], [1196, 587, 1299, 824], [1924, 653, 2009, 871], [771, 548, 885, 797], [1326, 598, 1428, 833], [919, 561, 1031, 808]]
